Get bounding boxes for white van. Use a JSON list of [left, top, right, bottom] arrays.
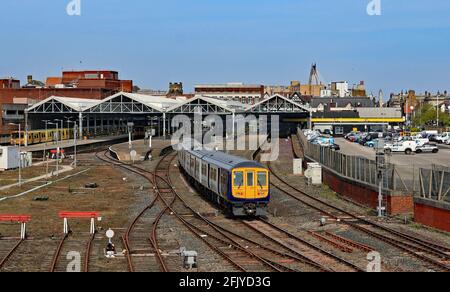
[[436, 132, 450, 144], [385, 141, 418, 155]]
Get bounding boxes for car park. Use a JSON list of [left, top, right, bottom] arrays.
[[416, 143, 439, 154]]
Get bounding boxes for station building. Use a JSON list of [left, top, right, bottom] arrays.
[[24, 93, 311, 143], [22, 89, 406, 145]]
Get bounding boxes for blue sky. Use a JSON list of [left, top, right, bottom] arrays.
[[1, 0, 449, 95]]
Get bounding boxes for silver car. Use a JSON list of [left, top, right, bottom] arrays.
[[415, 143, 439, 154]]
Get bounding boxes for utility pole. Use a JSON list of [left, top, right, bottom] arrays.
[[9, 123, 22, 186], [49, 122, 59, 176], [66, 119, 77, 168], [127, 122, 134, 149], [43, 120, 50, 180], [74, 124, 78, 168], [18, 123, 21, 187], [436, 94, 440, 129], [376, 142, 386, 218]]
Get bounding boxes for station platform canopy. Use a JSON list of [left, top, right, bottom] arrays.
[[84, 92, 181, 114], [245, 94, 310, 113], [26, 96, 99, 114], [165, 95, 249, 115], [26, 92, 309, 115]]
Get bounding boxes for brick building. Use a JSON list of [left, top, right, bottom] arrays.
[[46, 70, 133, 92], [0, 77, 21, 89], [0, 70, 133, 141], [195, 83, 264, 104]]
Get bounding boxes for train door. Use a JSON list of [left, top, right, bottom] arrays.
[[244, 170, 256, 199]]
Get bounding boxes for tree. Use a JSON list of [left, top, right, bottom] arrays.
[[413, 104, 450, 127]]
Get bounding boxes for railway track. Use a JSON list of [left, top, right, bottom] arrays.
[[95, 150, 167, 272], [265, 148, 450, 272], [163, 151, 366, 272], [101, 148, 315, 272], [242, 219, 364, 272], [0, 239, 25, 270], [156, 152, 288, 272], [49, 232, 97, 272]]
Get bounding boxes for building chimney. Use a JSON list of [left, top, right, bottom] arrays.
[[27, 75, 33, 84]]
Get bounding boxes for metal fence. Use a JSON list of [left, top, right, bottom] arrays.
[[298, 130, 405, 191], [418, 165, 450, 203]]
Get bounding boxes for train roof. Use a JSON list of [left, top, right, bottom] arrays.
[[185, 149, 265, 171]]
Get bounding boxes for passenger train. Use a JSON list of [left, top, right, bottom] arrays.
[[178, 149, 270, 217], [10, 126, 152, 146], [11, 128, 74, 146]]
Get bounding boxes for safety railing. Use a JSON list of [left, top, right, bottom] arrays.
[[297, 129, 407, 192]]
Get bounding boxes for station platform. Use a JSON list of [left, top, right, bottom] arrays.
[[110, 138, 173, 161], [23, 134, 129, 157]]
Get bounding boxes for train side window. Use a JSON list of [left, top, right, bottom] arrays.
[[247, 172, 254, 187], [210, 168, 217, 181], [220, 170, 228, 194], [257, 172, 267, 187], [234, 171, 244, 188], [202, 164, 207, 176]]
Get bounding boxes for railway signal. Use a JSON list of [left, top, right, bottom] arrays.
[[105, 229, 116, 258], [0, 215, 31, 239]]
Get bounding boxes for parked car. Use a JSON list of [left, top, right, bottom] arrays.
[[323, 129, 333, 135], [347, 134, 359, 142], [345, 132, 359, 141], [413, 138, 430, 147], [329, 144, 341, 151], [365, 140, 379, 148], [416, 143, 439, 154], [428, 134, 439, 143]]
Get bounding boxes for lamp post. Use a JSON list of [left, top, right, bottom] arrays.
[[410, 106, 415, 126], [436, 94, 440, 129], [127, 122, 134, 149], [64, 116, 73, 133], [42, 120, 50, 158], [9, 123, 22, 187], [66, 119, 77, 168], [49, 122, 59, 176], [42, 120, 51, 179]]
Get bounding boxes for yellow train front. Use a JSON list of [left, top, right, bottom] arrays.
[[179, 149, 270, 217]]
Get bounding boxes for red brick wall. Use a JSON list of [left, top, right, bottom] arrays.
[[323, 169, 378, 208], [0, 88, 116, 103], [415, 201, 450, 232], [323, 168, 413, 215], [388, 195, 414, 215]]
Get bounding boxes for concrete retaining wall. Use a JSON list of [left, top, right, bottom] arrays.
[[414, 198, 450, 232]]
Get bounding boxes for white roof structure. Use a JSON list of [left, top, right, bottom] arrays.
[[25, 93, 308, 115], [85, 92, 181, 113], [165, 95, 247, 114], [26, 96, 100, 113], [245, 94, 310, 113]]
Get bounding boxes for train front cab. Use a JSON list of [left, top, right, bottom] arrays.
[[231, 168, 269, 216]]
